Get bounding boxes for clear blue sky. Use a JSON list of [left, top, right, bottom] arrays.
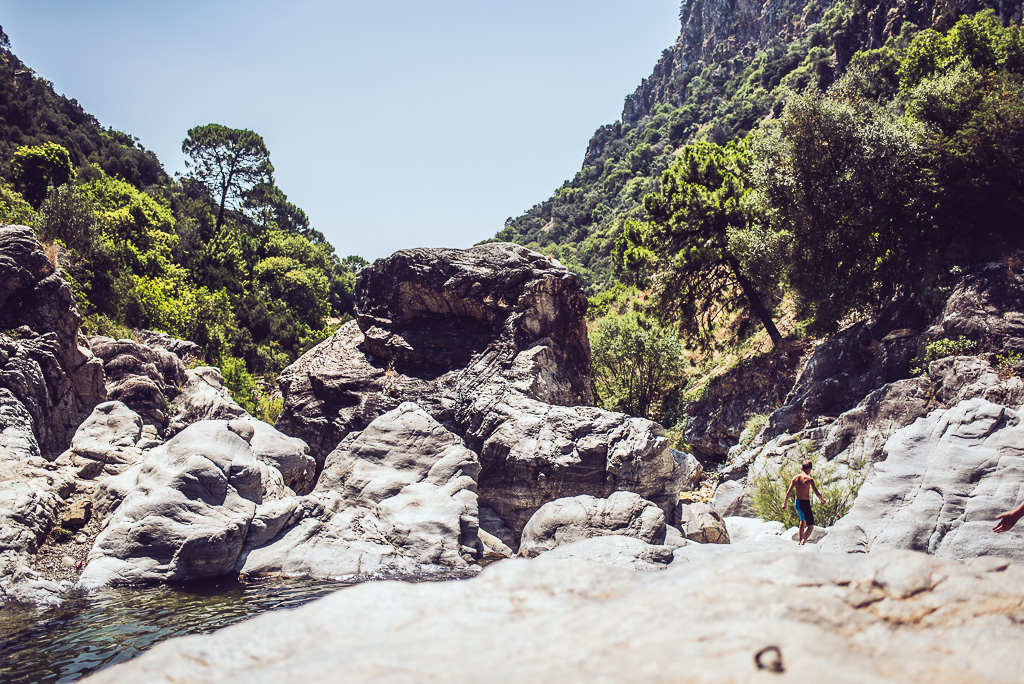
[[1, 1, 681, 261]]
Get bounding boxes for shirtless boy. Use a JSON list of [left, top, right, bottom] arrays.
[[783, 460, 826, 546]]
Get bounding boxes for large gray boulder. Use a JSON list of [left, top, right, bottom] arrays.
[[676, 502, 730, 544], [78, 420, 278, 589], [537, 535, 675, 571], [88, 335, 186, 433], [518, 491, 666, 558], [82, 551, 1024, 684], [64, 401, 144, 477], [275, 244, 680, 539], [167, 366, 250, 435], [820, 398, 1024, 561], [240, 403, 480, 577]]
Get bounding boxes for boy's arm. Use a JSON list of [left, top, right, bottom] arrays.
[[811, 479, 825, 504], [783, 478, 796, 507], [994, 500, 1024, 533]]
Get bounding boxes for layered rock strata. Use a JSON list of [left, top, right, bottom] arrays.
[[820, 398, 1024, 560], [0, 225, 104, 604]]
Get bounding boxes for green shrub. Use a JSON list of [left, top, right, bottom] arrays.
[[750, 441, 865, 528], [256, 394, 284, 425], [995, 350, 1023, 380], [590, 311, 686, 418], [220, 356, 259, 416], [50, 527, 73, 543], [738, 413, 770, 448], [910, 336, 978, 375], [81, 313, 133, 340]]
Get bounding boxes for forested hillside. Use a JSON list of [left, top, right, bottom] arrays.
[[0, 26, 362, 416], [495, 0, 1021, 295], [496, 0, 1024, 430]]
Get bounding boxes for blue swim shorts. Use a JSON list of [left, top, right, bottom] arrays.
[[794, 499, 815, 526]]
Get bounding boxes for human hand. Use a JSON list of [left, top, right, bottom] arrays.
[[994, 509, 1023, 533]]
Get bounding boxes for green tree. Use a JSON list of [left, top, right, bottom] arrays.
[[748, 68, 925, 331], [0, 181, 36, 225], [900, 12, 1024, 256], [590, 312, 686, 419], [11, 141, 75, 207], [616, 139, 782, 347], [182, 124, 273, 231]]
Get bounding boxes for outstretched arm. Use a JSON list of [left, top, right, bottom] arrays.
[[994, 501, 1024, 533]]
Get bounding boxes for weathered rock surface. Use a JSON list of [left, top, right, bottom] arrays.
[[677, 501, 730, 544], [276, 244, 679, 538], [764, 262, 1024, 447], [0, 451, 75, 604], [167, 366, 250, 436], [83, 551, 1024, 684], [518, 492, 666, 558], [820, 398, 1024, 561], [239, 403, 480, 578], [671, 448, 703, 490], [537, 535, 675, 571], [65, 401, 144, 476], [1, 225, 105, 457], [77, 420, 280, 589], [0, 226, 105, 604], [131, 330, 202, 362], [88, 335, 186, 433]]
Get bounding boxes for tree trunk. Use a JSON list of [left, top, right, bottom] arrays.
[[727, 256, 783, 347]]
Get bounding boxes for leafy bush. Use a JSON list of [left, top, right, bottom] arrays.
[[81, 313, 132, 340], [12, 141, 75, 207], [910, 336, 978, 375], [995, 350, 1023, 380], [750, 441, 865, 528], [738, 413, 770, 448], [220, 356, 260, 416], [220, 355, 283, 425], [590, 312, 686, 419]]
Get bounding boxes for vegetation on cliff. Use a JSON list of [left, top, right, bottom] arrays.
[[576, 9, 1024, 429], [0, 27, 362, 391]]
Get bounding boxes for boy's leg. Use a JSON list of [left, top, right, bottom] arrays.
[[804, 524, 814, 544], [798, 520, 806, 544]]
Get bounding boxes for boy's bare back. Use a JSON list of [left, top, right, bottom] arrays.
[[790, 473, 815, 500]]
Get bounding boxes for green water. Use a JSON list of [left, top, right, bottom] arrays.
[[0, 572, 473, 683]]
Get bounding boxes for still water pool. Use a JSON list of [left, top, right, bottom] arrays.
[[0, 573, 471, 683]]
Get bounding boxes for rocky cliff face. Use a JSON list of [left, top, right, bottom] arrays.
[[620, 0, 1022, 127], [277, 243, 680, 540]]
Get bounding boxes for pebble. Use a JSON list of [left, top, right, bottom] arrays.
[[75, 534, 87, 544], [61, 555, 77, 569]]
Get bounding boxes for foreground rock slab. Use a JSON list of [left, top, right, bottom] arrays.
[[85, 550, 1024, 683]]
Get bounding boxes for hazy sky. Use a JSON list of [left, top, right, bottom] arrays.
[[1, 1, 681, 261]]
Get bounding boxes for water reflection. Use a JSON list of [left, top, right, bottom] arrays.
[[0, 572, 471, 683]]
